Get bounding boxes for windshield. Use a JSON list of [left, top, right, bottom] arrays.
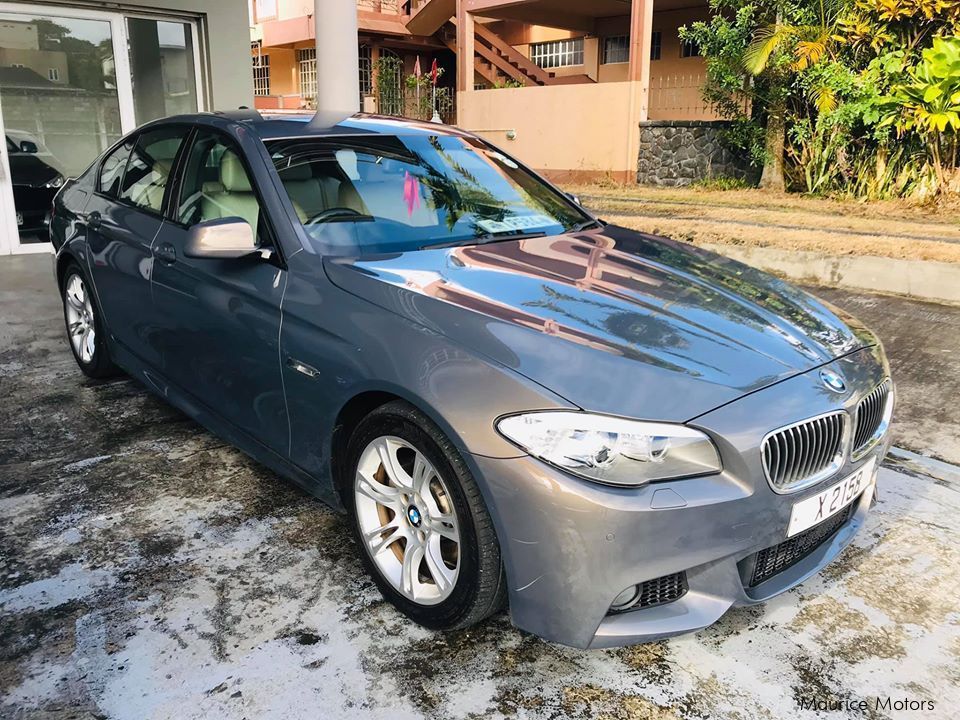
[[266, 133, 591, 256]]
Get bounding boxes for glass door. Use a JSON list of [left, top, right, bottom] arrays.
[[0, 9, 121, 251], [0, 4, 204, 255], [126, 17, 200, 125]]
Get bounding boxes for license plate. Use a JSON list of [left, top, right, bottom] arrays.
[[787, 457, 876, 537]]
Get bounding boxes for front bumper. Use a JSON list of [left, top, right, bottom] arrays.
[[473, 346, 891, 649]]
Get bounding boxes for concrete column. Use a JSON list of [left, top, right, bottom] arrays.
[[456, 0, 475, 94], [627, 0, 653, 121], [309, 0, 360, 127]]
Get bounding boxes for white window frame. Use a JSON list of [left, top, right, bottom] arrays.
[[0, 2, 206, 256], [530, 38, 584, 69]]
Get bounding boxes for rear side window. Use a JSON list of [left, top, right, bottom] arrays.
[[98, 140, 133, 196], [118, 126, 189, 213]]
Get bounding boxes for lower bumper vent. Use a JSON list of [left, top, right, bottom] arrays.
[[745, 500, 857, 587], [638, 571, 688, 608], [610, 571, 689, 614]]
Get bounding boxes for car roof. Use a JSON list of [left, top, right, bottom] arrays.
[[150, 110, 476, 142]]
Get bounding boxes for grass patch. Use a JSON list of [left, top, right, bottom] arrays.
[[563, 183, 960, 264]]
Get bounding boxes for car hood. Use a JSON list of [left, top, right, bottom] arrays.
[[9, 153, 61, 187], [323, 225, 874, 421]]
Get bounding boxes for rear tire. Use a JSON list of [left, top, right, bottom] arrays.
[[343, 400, 506, 630], [61, 261, 120, 379]]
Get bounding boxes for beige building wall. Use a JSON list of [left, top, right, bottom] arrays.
[[0, 47, 69, 84], [260, 47, 299, 96], [459, 81, 642, 183], [252, 0, 313, 23], [487, 6, 709, 91]]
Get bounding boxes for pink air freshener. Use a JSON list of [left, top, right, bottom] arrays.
[[403, 171, 421, 217]]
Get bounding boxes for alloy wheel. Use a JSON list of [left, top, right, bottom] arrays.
[[354, 435, 461, 605], [64, 274, 96, 364]]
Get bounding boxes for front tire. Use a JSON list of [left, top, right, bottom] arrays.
[[344, 400, 506, 630], [61, 261, 119, 379]]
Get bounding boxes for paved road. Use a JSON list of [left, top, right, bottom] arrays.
[[1, 254, 958, 719]]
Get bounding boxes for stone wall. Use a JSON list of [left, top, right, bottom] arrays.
[[637, 120, 757, 186]]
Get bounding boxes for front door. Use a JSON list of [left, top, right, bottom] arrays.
[[149, 128, 289, 455], [0, 4, 203, 255]]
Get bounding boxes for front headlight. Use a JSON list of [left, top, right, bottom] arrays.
[[497, 412, 721, 487], [44, 175, 64, 189]]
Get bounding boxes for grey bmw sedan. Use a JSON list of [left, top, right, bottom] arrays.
[[50, 111, 893, 649]]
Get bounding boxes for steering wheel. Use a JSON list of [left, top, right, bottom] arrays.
[[306, 207, 366, 225]]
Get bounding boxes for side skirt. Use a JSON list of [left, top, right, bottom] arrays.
[[108, 339, 343, 511]]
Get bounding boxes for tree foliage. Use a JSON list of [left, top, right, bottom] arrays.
[[682, 0, 960, 197]]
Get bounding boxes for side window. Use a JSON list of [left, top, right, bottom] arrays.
[[98, 140, 134, 197], [118, 126, 189, 213], [176, 130, 265, 239]]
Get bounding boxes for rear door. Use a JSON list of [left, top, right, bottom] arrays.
[[84, 126, 190, 367], [149, 128, 289, 455]]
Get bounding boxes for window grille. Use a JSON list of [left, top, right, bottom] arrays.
[[602, 36, 629, 65], [298, 47, 318, 105], [359, 45, 373, 99], [530, 38, 584, 69], [680, 38, 701, 58], [252, 50, 270, 96]]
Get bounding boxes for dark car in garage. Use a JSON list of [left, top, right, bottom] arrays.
[[6, 131, 64, 239]]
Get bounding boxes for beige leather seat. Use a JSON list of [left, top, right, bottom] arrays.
[[278, 163, 341, 222], [127, 158, 172, 212], [201, 150, 260, 235]]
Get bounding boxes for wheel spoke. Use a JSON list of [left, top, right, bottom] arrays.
[[411, 452, 433, 496], [426, 513, 458, 541], [365, 518, 405, 556], [376, 437, 414, 491], [400, 540, 424, 598], [356, 468, 402, 507], [69, 321, 85, 337], [423, 534, 455, 593], [66, 289, 84, 312], [83, 328, 96, 361]]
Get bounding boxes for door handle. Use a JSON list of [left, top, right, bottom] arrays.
[[155, 242, 177, 264], [82, 210, 101, 230]]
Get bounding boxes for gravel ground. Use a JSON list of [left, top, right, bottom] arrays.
[[1, 254, 959, 720]]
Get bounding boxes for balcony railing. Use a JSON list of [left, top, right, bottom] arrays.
[[648, 73, 722, 121], [356, 0, 410, 15]]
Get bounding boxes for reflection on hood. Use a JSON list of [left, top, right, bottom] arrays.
[[325, 225, 872, 420]]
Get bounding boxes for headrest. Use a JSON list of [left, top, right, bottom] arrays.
[[278, 162, 313, 181], [220, 150, 252, 192]]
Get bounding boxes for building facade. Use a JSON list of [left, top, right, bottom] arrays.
[[0, 0, 253, 256], [250, 0, 733, 184]]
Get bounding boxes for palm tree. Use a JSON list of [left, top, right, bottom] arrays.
[[743, 0, 844, 191]]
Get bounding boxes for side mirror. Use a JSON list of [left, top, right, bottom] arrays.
[[566, 192, 581, 206], [19, 140, 38, 154], [184, 217, 257, 259]]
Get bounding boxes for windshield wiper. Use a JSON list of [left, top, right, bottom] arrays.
[[421, 230, 547, 250], [567, 219, 603, 233]]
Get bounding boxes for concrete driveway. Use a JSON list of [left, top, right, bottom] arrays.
[[1, 254, 958, 719]]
